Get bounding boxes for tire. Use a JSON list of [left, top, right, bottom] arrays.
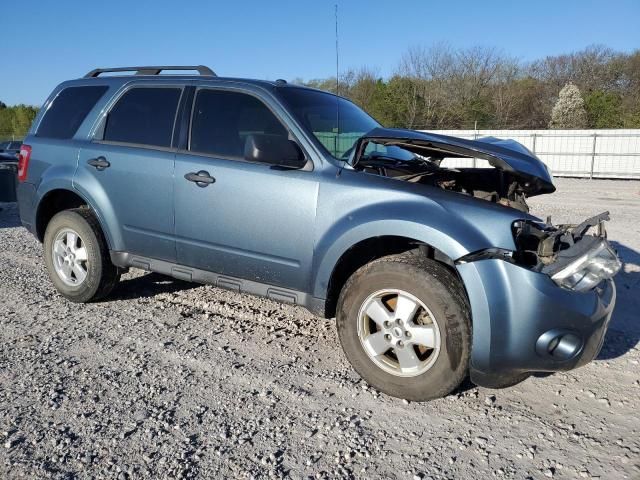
[[43, 208, 120, 303], [336, 250, 471, 402]]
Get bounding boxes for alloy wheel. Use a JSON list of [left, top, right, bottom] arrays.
[[52, 228, 89, 287], [357, 289, 441, 377]]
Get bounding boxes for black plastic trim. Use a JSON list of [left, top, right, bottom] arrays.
[[85, 65, 216, 78], [455, 248, 515, 265], [175, 86, 195, 150], [110, 252, 327, 317]]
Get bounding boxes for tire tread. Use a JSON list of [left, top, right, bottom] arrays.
[[336, 249, 471, 401]]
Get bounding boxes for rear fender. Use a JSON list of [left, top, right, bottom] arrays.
[[70, 172, 123, 250], [34, 174, 119, 250]]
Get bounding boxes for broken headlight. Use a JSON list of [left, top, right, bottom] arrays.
[[551, 240, 621, 292]]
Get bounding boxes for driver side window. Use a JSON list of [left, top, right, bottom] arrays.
[[189, 89, 289, 162]]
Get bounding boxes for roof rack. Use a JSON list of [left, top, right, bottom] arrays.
[[84, 65, 216, 78]]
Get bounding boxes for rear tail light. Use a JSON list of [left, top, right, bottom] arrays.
[[17, 144, 31, 182]]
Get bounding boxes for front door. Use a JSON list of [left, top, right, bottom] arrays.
[[173, 88, 318, 291], [77, 85, 183, 261]]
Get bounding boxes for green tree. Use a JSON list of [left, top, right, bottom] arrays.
[[0, 103, 38, 139], [295, 45, 640, 130], [13, 105, 38, 136], [584, 91, 623, 128]]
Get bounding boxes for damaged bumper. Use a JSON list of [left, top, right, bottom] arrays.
[[455, 212, 620, 388], [458, 258, 616, 387]]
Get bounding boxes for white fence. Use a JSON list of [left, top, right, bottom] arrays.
[[424, 129, 640, 179]]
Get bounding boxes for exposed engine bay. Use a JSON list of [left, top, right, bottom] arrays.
[[357, 156, 532, 212], [350, 129, 557, 214]]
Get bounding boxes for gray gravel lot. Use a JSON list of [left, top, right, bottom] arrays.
[[0, 178, 639, 479]]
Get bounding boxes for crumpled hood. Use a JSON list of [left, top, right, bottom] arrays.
[[351, 127, 555, 195]]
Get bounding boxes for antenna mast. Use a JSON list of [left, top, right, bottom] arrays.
[[334, 4, 340, 158], [335, 4, 339, 96]]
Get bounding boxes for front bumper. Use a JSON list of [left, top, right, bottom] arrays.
[[457, 258, 616, 388]]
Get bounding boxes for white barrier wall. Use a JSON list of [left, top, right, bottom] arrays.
[[423, 129, 640, 179]]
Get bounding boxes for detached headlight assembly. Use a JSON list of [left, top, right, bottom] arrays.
[[551, 240, 621, 292]]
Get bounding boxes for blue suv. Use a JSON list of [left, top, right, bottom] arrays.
[[16, 65, 621, 401]]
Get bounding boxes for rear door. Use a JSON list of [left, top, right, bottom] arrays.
[[76, 84, 183, 261], [173, 87, 318, 291]]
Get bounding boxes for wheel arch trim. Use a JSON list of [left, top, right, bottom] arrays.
[[312, 219, 469, 301], [35, 181, 117, 250]]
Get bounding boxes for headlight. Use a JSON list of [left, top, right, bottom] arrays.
[[551, 240, 621, 292]]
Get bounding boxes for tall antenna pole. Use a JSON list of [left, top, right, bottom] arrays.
[[335, 4, 339, 96], [334, 4, 340, 158]]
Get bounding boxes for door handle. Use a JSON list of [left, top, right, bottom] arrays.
[[184, 170, 215, 187], [87, 156, 110, 171]]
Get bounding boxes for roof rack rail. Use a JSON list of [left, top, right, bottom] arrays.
[[84, 65, 216, 78]]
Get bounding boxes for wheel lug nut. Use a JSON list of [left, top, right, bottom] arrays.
[[396, 319, 403, 326], [405, 331, 412, 338], [383, 321, 391, 328], [384, 334, 391, 342], [397, 340, 404, 348]]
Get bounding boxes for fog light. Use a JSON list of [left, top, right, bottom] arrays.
[[536, 329, 583, 361]]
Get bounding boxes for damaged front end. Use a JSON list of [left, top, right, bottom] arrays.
[[351, 127, 556, 213], [460, 211, 622, 292], [351, 128, 622, 293], [457, 211, 620, 383], [512, 211, 622, 292]]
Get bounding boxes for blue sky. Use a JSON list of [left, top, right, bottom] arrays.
[[2, 0, 639, 105]]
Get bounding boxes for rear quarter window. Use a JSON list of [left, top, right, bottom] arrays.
[[37, 85, 108, 139]]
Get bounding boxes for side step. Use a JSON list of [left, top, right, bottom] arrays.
[[110, 251, 325, 316]]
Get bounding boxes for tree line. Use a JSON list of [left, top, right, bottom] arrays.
[[1, 44, 638, 139], [0, 102, 38, 141], [296, 44, 640, 130]]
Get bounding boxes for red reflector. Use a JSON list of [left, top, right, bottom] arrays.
[[17, 144, 31, 182]]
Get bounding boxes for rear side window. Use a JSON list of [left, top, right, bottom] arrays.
[[103, 88, 182, 148], [190, 89, 288, 159], [37, 86, 108, 139]]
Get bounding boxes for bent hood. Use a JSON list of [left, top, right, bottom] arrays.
[[351, 127, 555, 195]]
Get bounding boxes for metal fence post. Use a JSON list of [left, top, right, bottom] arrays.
[[590, 133, 597, 179], [472, 129, 478, 168], [531, 133, 537, 154]]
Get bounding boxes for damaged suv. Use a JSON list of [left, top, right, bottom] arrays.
[[17, 65, 621, 401]]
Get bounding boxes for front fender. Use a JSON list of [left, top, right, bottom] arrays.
[[311, 217, 466, 298], [311, 196, 519, 299]]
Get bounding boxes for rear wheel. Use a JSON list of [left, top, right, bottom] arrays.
[[336, 251, 471, 401], [44, 208, 120, 302]]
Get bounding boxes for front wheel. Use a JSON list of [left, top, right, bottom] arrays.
[[43, 208, 120, 303], [336, 251, 471, 402]]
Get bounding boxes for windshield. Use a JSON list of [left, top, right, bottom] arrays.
[[277, 87, 380, 159]]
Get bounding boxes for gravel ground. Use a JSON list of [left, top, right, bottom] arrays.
[[0, 178, 639, 479]]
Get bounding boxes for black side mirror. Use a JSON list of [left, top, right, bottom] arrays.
[[244, 134, 305, 168]]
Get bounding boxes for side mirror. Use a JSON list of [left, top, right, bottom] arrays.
[[244, 134, 305, 168]]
